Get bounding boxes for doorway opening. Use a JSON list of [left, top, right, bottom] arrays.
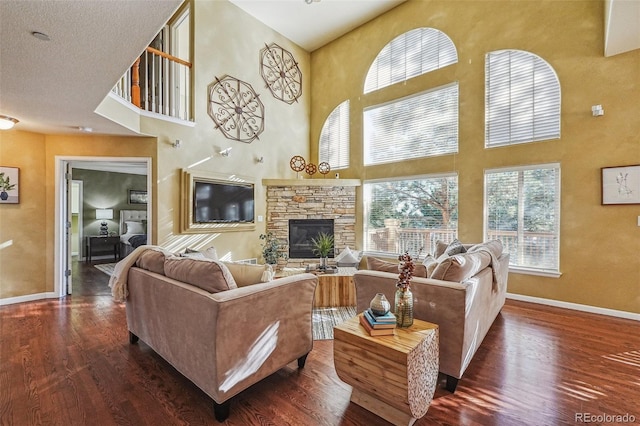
[[55, 156, 152, 297]]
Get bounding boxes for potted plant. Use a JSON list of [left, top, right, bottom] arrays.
[[311, 232, 334, 270], [0, 172, 16, 201], [259, 232, 287, 266]]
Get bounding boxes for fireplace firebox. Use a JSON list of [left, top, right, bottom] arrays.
[[289, 219, 334, 259]]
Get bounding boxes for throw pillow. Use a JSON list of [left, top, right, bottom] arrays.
[[335, 246, 360, 264], [445, 239, 467, 256], [430, 251, 492, 282], [164, 256, 237, 293], [223, 262, 267, 287], [422, 254, 438, 277], [125, 221, 145, 234], [183, 246, 219, 260], [367, 256, 428, 278], [135, 249, 167, 275], [366, 257, 399, 273]]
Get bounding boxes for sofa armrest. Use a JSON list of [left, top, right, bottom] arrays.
[[353, 270, 470, 379]]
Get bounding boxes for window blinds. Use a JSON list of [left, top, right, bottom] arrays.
[[485, 50, 561, 147], [363, 174, 458, 256], [364, 28, 458, 94], [484, 164, 560, 273], [364, 83, 458, 165], [319, 100, 350, 170]]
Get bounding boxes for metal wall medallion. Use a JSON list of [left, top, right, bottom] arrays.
[[260, 43, 302, 104], [207, 75, 265, 143]]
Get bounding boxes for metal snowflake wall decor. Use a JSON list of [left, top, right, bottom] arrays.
[[260, 43, 302, 104], [207, 75, 265, 143]]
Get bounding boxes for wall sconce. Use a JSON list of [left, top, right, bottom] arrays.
[[255, 156, 264, 164], [592, 105, 604, 117], [96, 209, 114, 235], [0, 115, 19, 130], [219, 147, 232, 157], [172, 139, 182, 148]]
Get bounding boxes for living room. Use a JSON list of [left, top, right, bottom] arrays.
[[1, 0, 639, 424]]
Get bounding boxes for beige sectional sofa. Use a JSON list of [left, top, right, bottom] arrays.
[[353, 240, 509, 392], [114, 247, 318, 422]]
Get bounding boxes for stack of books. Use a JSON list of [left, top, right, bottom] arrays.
[[359, 308, 397, 336]]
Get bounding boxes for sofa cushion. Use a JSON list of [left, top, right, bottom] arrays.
[[164, 256, 237, 293], [431, 250, 492, 282], [367, 256, 428, 278], [223, 262, 267, 287], [367, 257, 399, 274], [135, 249, 167, 275]]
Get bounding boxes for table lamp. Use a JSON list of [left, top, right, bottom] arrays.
[[96, 209, 114, 235]]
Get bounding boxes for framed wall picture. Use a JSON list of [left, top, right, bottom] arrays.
[[601, 165, 640, 205], [0, 166, 19, 204], [128, 189, 148, 205]]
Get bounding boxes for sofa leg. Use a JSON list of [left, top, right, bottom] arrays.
[[297, 353, 309, 369], [128, 331, 139, 344], [213, 401, 230, 422], [445, 375, 459, 393]]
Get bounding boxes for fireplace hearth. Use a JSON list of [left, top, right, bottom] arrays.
[[289, 219, 334, 259]]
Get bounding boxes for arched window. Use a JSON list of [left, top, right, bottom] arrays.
[[485, 50, 561, 147], [319, 100, 350, 170], [364, 28, 458, 94]]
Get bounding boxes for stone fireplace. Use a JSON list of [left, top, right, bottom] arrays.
[[263, 179, 360, 268]]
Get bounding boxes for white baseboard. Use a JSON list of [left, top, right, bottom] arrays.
[[0, 292, 59, 306], [506, 293, 640, 322]]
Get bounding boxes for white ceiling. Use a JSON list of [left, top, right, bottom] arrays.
[[0, 0, 183, 136], [228, 0, 406, 52], [0, 0, 637, 138]]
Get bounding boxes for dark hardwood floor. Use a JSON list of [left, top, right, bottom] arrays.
[[1, 264, 639, 425]]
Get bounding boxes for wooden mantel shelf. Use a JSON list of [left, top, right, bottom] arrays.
[[263, 178, 361, 187]]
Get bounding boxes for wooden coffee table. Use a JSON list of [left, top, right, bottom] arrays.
[[333, 315, 439, 426]]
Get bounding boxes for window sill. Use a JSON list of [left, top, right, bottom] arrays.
[[509, 266, 562, 278]]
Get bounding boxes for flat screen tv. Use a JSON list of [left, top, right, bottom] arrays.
[[193, 179, 254, 224]]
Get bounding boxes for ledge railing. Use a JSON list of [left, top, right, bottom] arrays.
[[112, 47, 192, 121]]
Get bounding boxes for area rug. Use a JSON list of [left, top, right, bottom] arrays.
[[312, 306, 357, 340], [94, 263, 116, 277]]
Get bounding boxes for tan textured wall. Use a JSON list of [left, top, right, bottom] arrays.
[[310, 0, 640, 313], [0, 131, 47, 298], [143, 0, 311, 261], [0, 132, 155, 299]]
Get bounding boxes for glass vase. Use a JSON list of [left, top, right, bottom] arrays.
[[394, 287, 414, 328]]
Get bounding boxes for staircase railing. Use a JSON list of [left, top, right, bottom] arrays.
[[112, 46, 192, 121]]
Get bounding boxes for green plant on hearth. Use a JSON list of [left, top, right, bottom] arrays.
[[311, 232, 334, 258], [259, 232, 287, 265]]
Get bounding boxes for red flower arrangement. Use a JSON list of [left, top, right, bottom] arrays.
[[397, 251, 415, 291]]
